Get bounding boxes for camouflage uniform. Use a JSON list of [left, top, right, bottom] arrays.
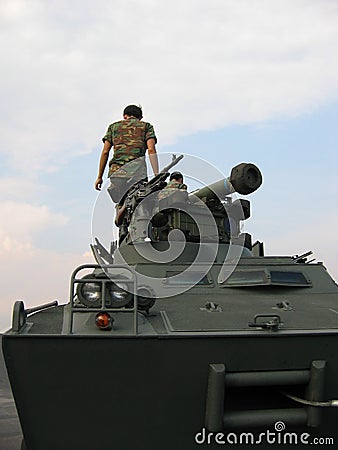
[[103, 118, 157, 204], [103, 118, 157, 178], [158, 180, 187, 200]]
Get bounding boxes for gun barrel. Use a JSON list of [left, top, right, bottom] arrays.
[[189, 178, 234, 202], [160, 154, 184, 174], [189, 163, 263, 201]]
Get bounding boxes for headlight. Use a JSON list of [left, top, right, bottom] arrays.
[[108, 282, 132, 307], [77, 274, 132, 308], [77, 276, 102, 307]]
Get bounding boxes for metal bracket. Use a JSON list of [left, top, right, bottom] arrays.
[[90, 237, 116, 265], [248, 314, 282, 331]]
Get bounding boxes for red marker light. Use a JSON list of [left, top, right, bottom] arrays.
[[95, 312, 113, 330]]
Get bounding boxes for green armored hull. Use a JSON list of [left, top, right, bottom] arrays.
[[3, 162, 338, 450]]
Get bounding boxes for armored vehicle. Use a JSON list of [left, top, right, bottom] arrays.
[[2, 158, 338, 450]]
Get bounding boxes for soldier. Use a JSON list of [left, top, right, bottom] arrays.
[[158, 171, 187, 200], [94, 105, 159, 205], [167, 171, 187, 189]]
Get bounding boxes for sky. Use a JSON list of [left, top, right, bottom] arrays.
[[0, 0, 337, 331]]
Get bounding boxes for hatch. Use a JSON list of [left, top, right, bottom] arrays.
[[218, 268, 312, 288]]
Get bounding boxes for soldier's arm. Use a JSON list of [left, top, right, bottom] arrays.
[[147, 138, 159, 176], [95, 140, 112, 190]]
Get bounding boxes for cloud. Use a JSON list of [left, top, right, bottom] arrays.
[[1, 0, 338, 173], [0, 201, 68, 246], [0, 199, 89, 331], [0, 177, 45, 201], [0, 245, 92, 332]]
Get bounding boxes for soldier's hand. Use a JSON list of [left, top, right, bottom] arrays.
[[95, 177, 103, 191]]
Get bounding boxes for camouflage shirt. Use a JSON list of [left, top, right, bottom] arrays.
[[103, 118, 157, 177], [158, 180, 187, 200]]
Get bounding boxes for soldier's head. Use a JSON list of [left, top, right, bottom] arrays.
[[170, 171, 183, 184], [123, 105, 143, 120]]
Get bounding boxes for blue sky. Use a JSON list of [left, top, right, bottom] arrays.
[[0, 0, 337, 330]]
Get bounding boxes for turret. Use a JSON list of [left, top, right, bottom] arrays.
[[126, 162, 263, 249]]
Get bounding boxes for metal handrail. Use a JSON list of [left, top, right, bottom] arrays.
[[69, 264, 138, 335]]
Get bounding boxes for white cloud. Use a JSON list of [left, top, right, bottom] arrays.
[[0, 177, 44, 201], [0, 201, 68, 245], [1, 0, 338, 172], [0, 245, 93, 332], [0, 199, 89, 331]]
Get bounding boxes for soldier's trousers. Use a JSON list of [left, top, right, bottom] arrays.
[[107, 175, 148, 205]]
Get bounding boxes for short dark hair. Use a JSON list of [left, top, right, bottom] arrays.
[[123, 105, 143, 119], [170, 171, 183, 181]]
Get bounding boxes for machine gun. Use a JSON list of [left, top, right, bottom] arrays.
[[116, 154, 184, 241], [116, 158, 263, 246]]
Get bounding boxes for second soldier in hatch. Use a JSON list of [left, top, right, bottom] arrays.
[[95, 105, 159, 205], [158, 171, 187, 200]]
